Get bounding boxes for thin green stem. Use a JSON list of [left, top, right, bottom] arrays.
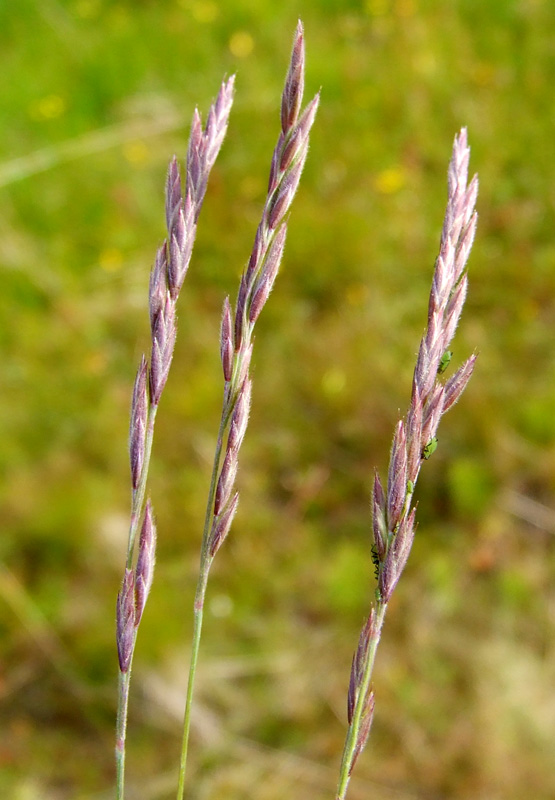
[[335, 601, 387, 800], [115, 668, 130, 800], [175, 399, 230, 800], [175, 341, 250, 799], [115, 638, 139, 800], [176, 563, 210, 800]]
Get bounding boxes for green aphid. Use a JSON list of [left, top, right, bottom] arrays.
[[422, 437, 438, 460], [407, 479, 414, 494], [438, 350, 452, 375]]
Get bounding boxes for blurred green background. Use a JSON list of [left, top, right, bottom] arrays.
[[1, 1, 554, 798]]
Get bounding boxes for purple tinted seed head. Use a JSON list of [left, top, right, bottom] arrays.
[[372, 472, 387, 560], [281, 21, 305, 133], [116, 569, 135, 673], [268, 183, 294, 230], [209, 492, 239, 557], [149, 296, 177, 405], [135, 500, 157, 625], [204, 76, 235, 167], [234, 274, 248, 350], [246, 224, 264, 282], [386, 421, 407, 528], [249, 224, 287, 324], [149, 245, 168, 332], [129, 356, 148, 490], [349, 692, 375, 775], [268, 133, 285, 195], [337, 128, 477, 797], [443, 354, 477, 412], [118, 74, 236, 793], [348, 611, 374, 724], [220, 297, 234, 382], [228, 378, 252, 454], [165, 156, 182, 232], [214, 449, 238, 517]]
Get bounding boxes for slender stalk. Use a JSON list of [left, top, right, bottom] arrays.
[[115, 404, 155, 799], [336, 603, 386, 799], [115, 669, 132, 798], [115, 79, 235, 800], [176, 560, 210, 798], [176, 411, 226, 800], [176, 349, 252, 798], [336, 129, 478, 799], [175, 20, 319, 799]]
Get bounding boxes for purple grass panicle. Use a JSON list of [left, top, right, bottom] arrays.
[[203, 20, 319, 564], [116, 77, 234, 800], [175, 22, 319, 800], [336, 129, 478, 799], [377, 129, 478, 603]]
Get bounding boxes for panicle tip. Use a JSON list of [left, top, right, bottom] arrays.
[[456, 127, 468, 149], [281, 21, 306, 133]]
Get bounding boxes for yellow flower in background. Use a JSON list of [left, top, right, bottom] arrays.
[[99, 248, 123, 273], [374, 166, 405, 194], [187, 0, 219, 23], [395, 0, 416, 16], [229, 31, 254, 59], [30, 94, 66, 120], [322, 367, 346, 397], [122, 140, 150, 166], [107, 5, 130, 29], [364, 0, 416, 14], [73, 0, 101, 18], [364, 0, 390, 15]]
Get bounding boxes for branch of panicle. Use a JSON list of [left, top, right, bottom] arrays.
[[176, 23, 319, 800], [120, 72, 235, 601], [336, 129, 478, 800], [205, 20, 319, 563], [377, 129, 478, 603], [115, 78, 234, 800]]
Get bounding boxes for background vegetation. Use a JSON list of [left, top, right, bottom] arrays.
[[1, 1, 554, 798]]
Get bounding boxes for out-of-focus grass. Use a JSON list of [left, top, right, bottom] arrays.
[[1, 1, 554, 798]]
